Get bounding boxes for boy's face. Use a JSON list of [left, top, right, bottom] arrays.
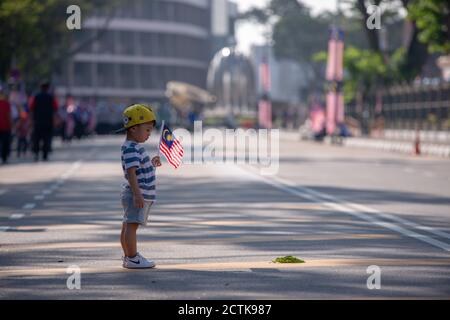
[[129, 122, 154, 143]]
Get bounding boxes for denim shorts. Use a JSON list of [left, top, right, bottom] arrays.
[[121, 189, 153, 226]]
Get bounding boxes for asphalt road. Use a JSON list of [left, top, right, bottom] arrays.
[[0, 133, 449, 299]]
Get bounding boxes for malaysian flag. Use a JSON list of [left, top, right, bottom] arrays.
[[159, 123, 184, 169], [260, 57, 271, 92]]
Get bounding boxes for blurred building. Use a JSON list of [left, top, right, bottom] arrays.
[[54, 0, 237, 130], [56, 0, 211, 104], [209, 0, 238, 59], [250, 45, 314, 128], [206, 47, 256, 117]]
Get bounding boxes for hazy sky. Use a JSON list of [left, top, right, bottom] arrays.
[[233, 0, 339, 54]]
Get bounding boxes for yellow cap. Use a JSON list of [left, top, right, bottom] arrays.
[[116, 104, 156, 133]]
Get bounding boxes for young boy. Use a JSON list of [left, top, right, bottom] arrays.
[[116, 104, 162, 269]]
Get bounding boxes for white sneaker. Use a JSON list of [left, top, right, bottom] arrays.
[[123, 252, 155, 269]]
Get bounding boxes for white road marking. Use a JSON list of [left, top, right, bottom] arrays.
[[0, 189, 6, 196], [22, 203, 36, 210], [236, 165, 450, 252], [42, 190, 52, 195], [59, 160, 83, 180], [347, 202, 450, 241], [9, 214, 25, 220], [293, 183, 450, 241], [34, 195, 45, 200], [0, 226, 11, 232], [284, 178, 450, 252]]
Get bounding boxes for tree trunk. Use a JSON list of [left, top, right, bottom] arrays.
[[402, 20, 429, 80], [356, 0, 381, 53]]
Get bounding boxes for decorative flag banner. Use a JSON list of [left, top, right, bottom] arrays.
[[326, 27, 344, 81], [258, 98, 272, 129], [259, 54, 272, 129], [326, 90, 337, 135], [325, 26, 345, 135], [159, 123, 184, 169], [260, 57, 271, 92]]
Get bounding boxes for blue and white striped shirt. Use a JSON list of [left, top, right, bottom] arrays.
[[121, 140, 156, 201]]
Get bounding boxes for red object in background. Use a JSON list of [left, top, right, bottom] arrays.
[[258, 55, 272, 129], [415, 131, 421, 155], [325, 27, 344, 135], [0, 99, 12, 131], [326, 39, 337, 81], [258, 99, 272, 129], [326, 28, 344, 82], [310, 103, 325, 134], [260, 60, 271, 92], [335, 40, 344, 81], [326, 91, 337, 135]]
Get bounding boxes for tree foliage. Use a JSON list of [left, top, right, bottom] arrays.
[[342, 0, 430, 83], [240, 0, 355, 63], [314, 46, 390, 103], [0, 0, 122, 89], [408, 0, 450, 54]]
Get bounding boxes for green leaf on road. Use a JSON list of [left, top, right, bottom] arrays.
[[273, 256, 305, 263]]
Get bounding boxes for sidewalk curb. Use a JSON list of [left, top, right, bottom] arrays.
[[342, 138, 450, 158], [278, 130, 450, 158]]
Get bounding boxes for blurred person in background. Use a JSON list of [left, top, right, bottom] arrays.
[[60, 94, 76, 143], [74, 101, 89, 139], [15, 110, 30, 158], [29, 81, 58, 161], [86, 103, 97, 136], [310, 99, 326, 141], [0, 84, 12, 164]]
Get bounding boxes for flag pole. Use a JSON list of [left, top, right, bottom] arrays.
[[155, 120, 165, 171], [157, 120, 165, 156]]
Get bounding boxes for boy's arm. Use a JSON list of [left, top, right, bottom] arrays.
[[126, 167, 144, 208]]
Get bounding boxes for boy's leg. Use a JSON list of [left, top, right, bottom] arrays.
[[124, 222, 139, 258], [120, 222, 127, 257]]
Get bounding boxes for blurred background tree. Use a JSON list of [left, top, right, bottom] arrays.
[[242, 0, 449, 105], [240, 0, 345, 92], [408, 0, 450, 54], [0, 0, 122, 91]]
